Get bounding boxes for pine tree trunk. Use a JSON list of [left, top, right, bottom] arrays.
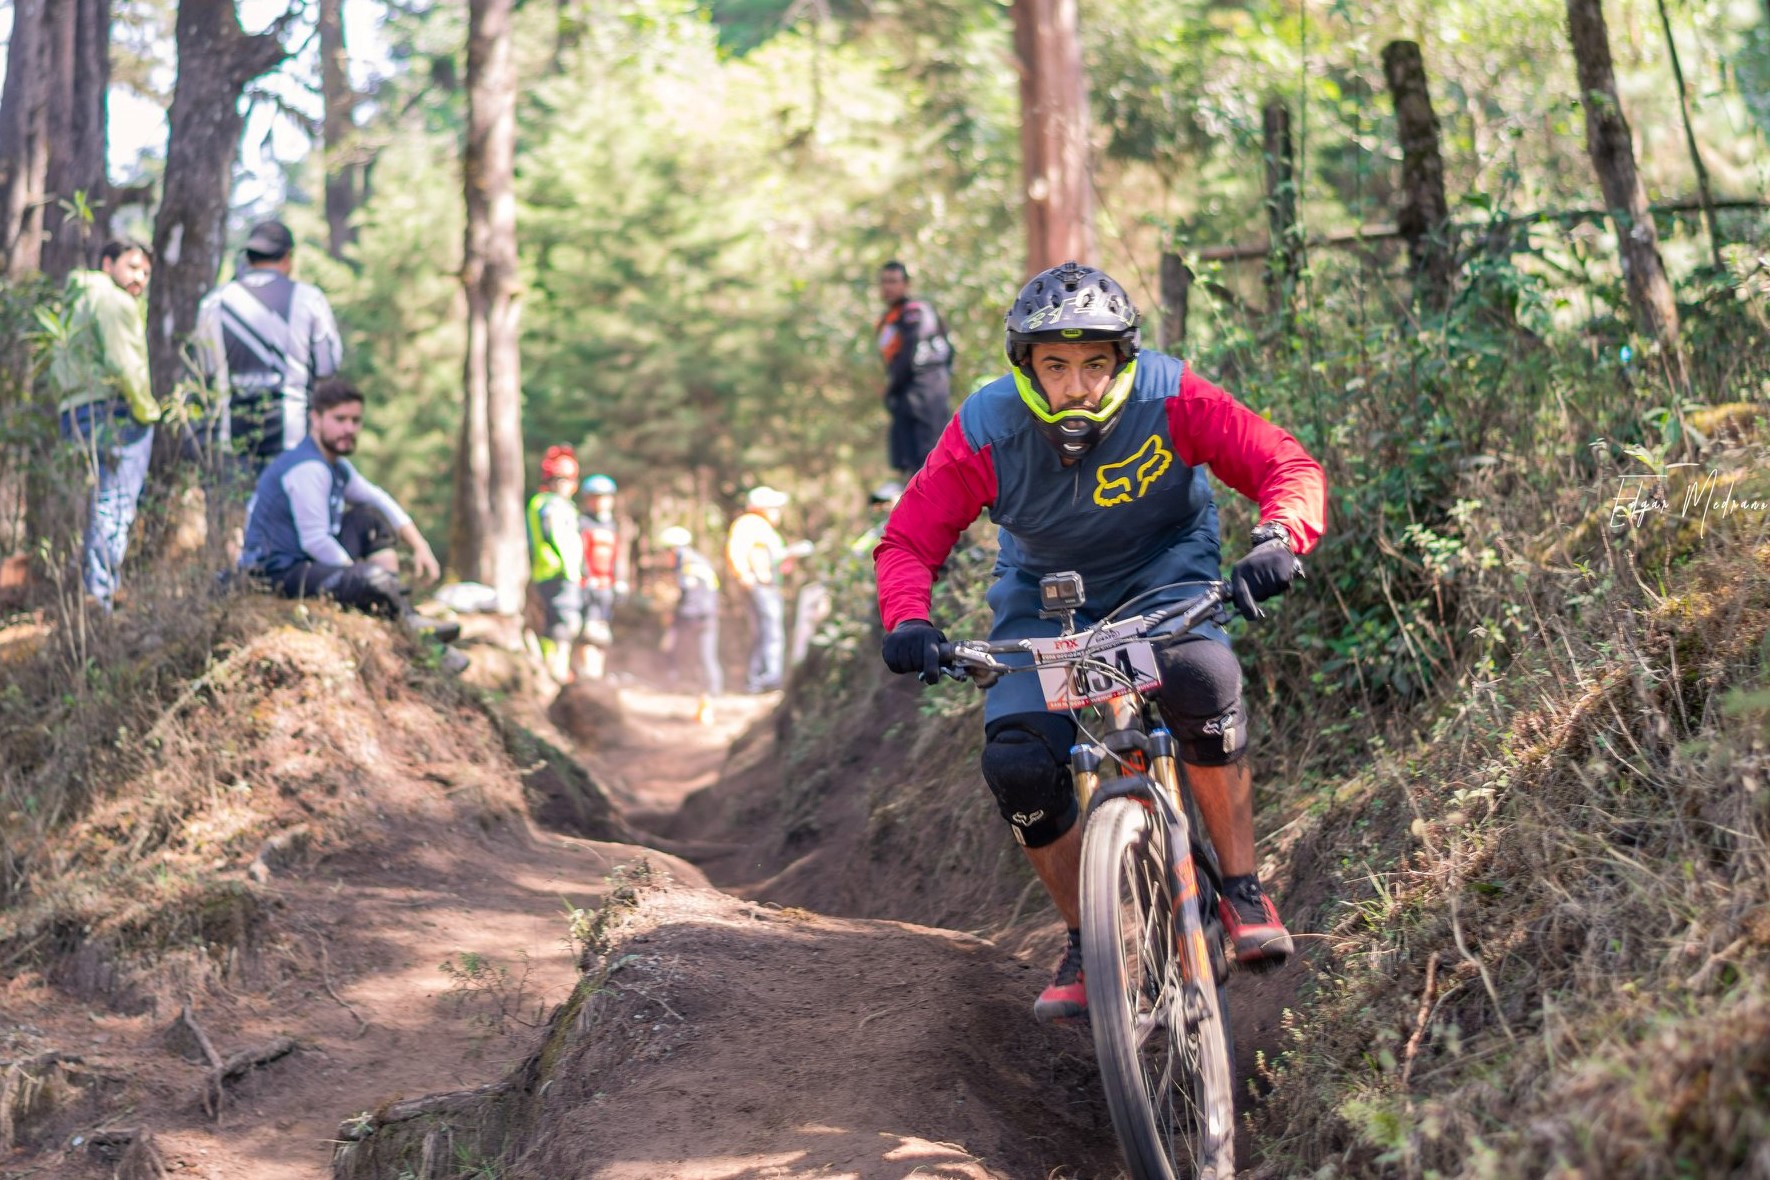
[[0, 0, 57, 276], [146, 0, 289, 403], [1653, 0, 1721, 268], [1011, 0, 1094, 275], [454, 0, 527, 613], [1262, 99, 1300, 322], [319, 0, 358, 261], [41, 0, 113, 280], [1159, 251, 1192, 351], [1381, 41, 1453, 312], [1565, 0, 1685, 384]]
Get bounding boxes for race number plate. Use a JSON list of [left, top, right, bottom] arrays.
[[1029, 621, 1162, 711]]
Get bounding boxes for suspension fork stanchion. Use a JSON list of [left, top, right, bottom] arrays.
[[1147, 729, 1183, 815], [1071, 746, 1102, 816], [1151, 727, 1214, 987]]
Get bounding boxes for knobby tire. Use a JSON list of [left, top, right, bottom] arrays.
[[1080, 796, 1236, 1180]]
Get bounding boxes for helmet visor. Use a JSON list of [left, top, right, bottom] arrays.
[[1012, 359, 1138, 426]]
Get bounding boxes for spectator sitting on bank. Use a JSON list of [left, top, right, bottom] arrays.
[[239, 376, 459, 646], [47, 238, 158, 613], [195, 219, 344, 477]]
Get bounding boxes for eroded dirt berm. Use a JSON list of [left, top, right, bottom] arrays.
[[0, 600, 689, 1179], [334, 877, 1124, 1180]]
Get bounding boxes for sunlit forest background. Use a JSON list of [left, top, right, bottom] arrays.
[[16, 0, 1765, 542]]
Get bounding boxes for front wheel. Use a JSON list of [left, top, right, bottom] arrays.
[[1080, 796, 1236, 1180]]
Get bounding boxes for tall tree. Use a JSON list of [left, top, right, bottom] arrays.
[[1653, 0, 1721, 269], [319, 0, 360, 260], [1565, 0, 1685, 384], [1262, 98, 1300, 322], [41, 0, 114, 279], [1382, 41, 1453, 312], [0, 0, 57, 275], [146, 0, 290, 402], [1011, 0, 1094, 274], [452, 0, 527, 613]]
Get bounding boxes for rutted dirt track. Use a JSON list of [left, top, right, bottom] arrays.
[[4, 612, 1151, 1179]]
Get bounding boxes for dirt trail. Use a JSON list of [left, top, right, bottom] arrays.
[[2, 613, 708, 1180], [4, 616, 1133, 1180]]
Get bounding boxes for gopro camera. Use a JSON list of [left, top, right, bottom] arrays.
[[1038, 571, 1086, 625]]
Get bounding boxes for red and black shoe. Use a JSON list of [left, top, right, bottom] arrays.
[[1032, 930, 1087, 1023], [1218, 876, 1294, 969]]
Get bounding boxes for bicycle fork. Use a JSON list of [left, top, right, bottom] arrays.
[[1070, 702, 1219, 992]]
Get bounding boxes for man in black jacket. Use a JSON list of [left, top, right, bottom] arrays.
[[873, 261, 954, 475]]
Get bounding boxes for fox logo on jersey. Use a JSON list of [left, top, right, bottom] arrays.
[[1094, 433, 1174, 508]]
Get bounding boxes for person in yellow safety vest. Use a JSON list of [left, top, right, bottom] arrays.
[[526, 445, 587, 684]]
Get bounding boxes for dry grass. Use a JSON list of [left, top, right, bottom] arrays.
[[1253, 507, 1770, 1177]]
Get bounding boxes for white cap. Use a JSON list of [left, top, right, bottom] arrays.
[[746, 485, 790, 510], [659, 526, 693, 548]]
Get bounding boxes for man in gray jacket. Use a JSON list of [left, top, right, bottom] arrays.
[[196, 220, 344, 476]]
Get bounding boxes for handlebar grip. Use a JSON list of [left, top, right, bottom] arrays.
[[935, 642, 957, 663]]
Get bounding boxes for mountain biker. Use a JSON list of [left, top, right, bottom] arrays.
[[578, 473, 623, 652], [527, 446, 587, 684], [874, 262, 1327, 1022], [240, 377, 457, 645]]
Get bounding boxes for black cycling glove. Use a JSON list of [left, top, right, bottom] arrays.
[[1230, 535, 1303, 621], [882, 619, 948, 685]]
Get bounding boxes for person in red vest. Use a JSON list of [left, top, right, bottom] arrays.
[[577, 473, 624, 675]]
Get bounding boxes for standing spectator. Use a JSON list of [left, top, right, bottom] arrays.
[[48, 239, 158, 611], [526, 446, 586, 685], [874, 260, 954, 475], [659, 525, 722, 721], [726, 485, 794, 694], [239, 377, 458, 646], [195, 220, 344, 476], [577, 473, 623, 649]]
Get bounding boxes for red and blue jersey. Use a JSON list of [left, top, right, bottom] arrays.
[[873, 351, 1327, 630]]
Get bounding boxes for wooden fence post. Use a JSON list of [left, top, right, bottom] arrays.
[[1262, 99, 1300, 323], [1159, 252, 1192, 351], [1381, 41, 1453, 311]]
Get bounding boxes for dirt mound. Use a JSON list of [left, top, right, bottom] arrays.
[[334, 874, 1124, 1179], [0, 597, 668, 1179]]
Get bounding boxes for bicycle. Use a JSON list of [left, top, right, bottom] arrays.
[[937, 572, 1237, 1180]]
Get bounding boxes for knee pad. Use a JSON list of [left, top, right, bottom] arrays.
[[1152, 636, 1248, 766], [980, 714, 1078, 848]]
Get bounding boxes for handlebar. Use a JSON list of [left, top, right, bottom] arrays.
[[935, 580, 1232, 680]]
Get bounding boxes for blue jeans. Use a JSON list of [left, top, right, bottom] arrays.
[[59, 401, 155, 607], [746, 585, 785, 692]]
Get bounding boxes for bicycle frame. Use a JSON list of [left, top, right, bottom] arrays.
[[940, 578, 1234, 982]]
